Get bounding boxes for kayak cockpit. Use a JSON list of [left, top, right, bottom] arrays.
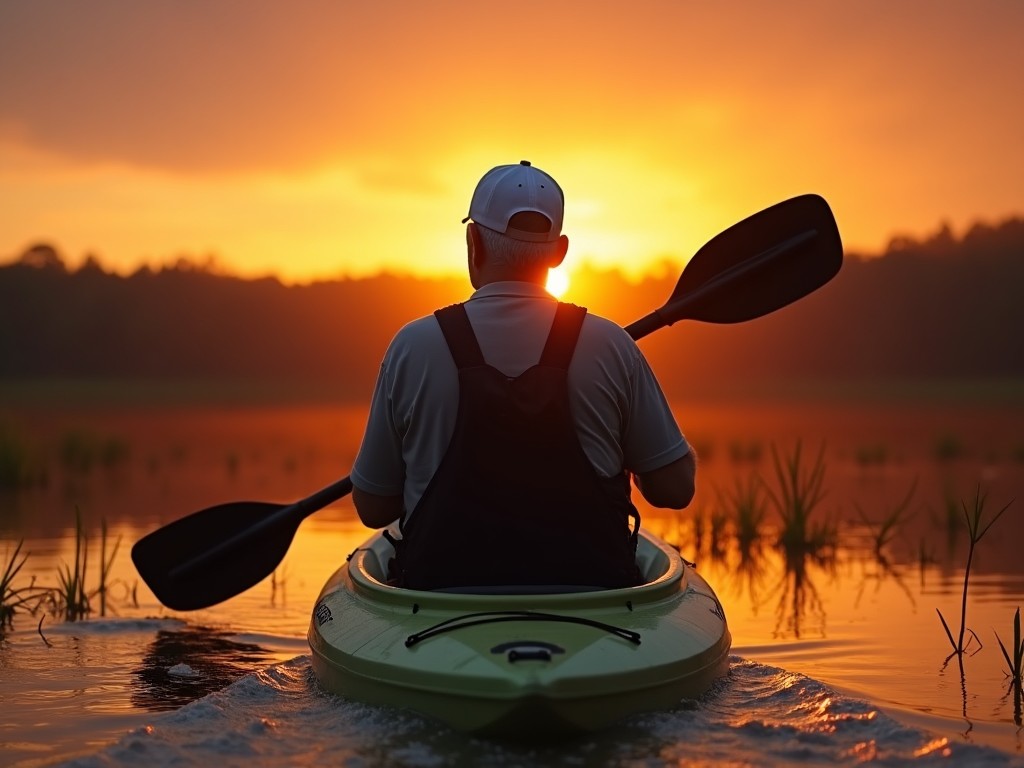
[[341, 528, 686, 610]]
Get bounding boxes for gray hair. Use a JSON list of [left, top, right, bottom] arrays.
[[477, 225, 558, 268]]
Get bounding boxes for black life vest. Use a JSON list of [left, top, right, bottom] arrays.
[[387, 301, 641, 591]]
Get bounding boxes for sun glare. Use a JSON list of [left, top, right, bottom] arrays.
[[546, 267, 570, 297]]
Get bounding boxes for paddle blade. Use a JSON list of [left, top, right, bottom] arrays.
[[131, 501, 298, 611], [667, 194, 842, 325]]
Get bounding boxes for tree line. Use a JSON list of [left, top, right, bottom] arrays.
[[2, 215, 1022, 401]]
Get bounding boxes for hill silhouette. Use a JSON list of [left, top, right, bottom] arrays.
[[2, 216, 1023, 402]]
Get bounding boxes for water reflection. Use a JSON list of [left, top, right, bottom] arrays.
[[775, 546, 837, 640], [4, 397, 1024, 756], [853, 551, 918, 613], [732, 535, 771, 616], [131, 625, 274, 711], [681, 507, 838, 642]]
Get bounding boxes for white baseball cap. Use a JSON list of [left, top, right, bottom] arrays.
[[462, 160, 564, 243]]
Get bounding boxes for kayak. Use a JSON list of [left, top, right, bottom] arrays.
[[307, 528, 731, 738]]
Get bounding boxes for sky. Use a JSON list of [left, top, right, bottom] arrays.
[[1, 0, 1022, 283]]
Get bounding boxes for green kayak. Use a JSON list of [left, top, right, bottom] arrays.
[[308, 528, 731, 738]]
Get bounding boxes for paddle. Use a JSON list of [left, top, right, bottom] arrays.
[[624, 193, 841, 338], [131, 193, 843, 611]]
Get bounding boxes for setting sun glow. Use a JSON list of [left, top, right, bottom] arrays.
[[546, 267, 570, 298], [1, 3, 1021, 283]]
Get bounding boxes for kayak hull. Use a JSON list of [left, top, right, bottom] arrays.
[[308, 529, 730, 738]]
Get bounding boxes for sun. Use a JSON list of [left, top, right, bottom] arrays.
[[546, 267, 570, 298]]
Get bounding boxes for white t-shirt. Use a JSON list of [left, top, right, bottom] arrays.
[[352, 281, 690, 516]]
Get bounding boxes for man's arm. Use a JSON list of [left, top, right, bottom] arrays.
[[352, 486, 404, 529], [634, 450, 697, 509]]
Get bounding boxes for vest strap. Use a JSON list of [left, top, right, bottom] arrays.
[[434, 304, 485, 369], [539, 303, 587, 369], [434, 301, 588, 371]]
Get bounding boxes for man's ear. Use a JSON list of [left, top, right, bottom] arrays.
[[549, 234, 569, 268], [467, 222, 486, 269]]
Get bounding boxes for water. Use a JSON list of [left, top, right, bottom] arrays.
[[2, 394, 1023, 766]]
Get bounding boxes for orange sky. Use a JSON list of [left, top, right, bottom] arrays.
[[1, 1, 1022, 283]]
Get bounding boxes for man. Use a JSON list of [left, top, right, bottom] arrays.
[[351, 161, 695, 590]]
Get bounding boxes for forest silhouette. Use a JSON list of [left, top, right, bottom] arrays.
[[2, 216, 1022, 402]]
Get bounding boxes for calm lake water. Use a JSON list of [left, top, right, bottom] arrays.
[[1, 388, 1023, 766]]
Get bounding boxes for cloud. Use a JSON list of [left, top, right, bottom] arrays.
[[4, 0, 1022, 180], [0, 3, 428, 172]]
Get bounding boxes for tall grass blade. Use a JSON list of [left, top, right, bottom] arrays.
[[995, 608, 1023, 681], [936, 608, 957, 653], [996, 633, 1015, 674]]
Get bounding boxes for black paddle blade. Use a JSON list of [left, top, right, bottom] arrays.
[[131, 501, 297, 611], [667, 194, 843, 325]]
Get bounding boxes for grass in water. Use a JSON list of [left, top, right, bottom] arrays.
[[3, 512, 126, 630], [2, 540, 37, 631], [995, 608, 1023, 688], [764, 442, 837, 558], [96, 520, 122, 617], [55, 508, 91, 621], [936, 486, 1013, 660]]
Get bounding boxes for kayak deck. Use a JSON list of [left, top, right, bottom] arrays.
[[308, 530, 731, 738]]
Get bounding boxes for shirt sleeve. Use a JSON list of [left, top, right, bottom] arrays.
[[621, 350, 690, 474], [351, 359, 406, 496]]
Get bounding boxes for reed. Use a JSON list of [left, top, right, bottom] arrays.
[[855, 479, 917, 560], [764, 442, 837, 557], [994, 608, 1023, 689], [96, 520, 121, 617], [2, 540, 36, 631], [55, 508, 91, 621], [936, 486, 1013, 658]]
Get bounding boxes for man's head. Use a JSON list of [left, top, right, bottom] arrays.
[[463, 161, 569, 285], [463, 160, 564, 242]]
